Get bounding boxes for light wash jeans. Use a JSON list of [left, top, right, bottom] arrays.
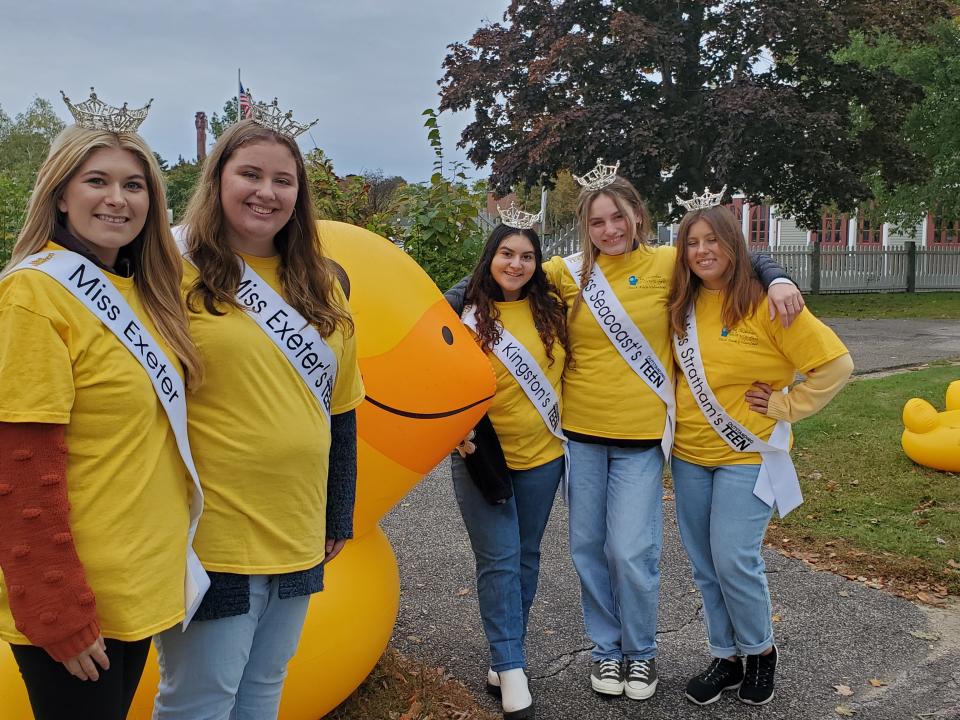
[[567, 441, 664, 661], [152, 574, 310, 720], [452, 454, 563, 671], [671, 457, 775, 657]]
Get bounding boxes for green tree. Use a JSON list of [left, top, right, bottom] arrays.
[[514, 170, 580, 230], [0, 98, 66, 249], [838, 12, 960, 228], [209, 97, 241, 140], [305, 151, 399, 238], [394, 109, 484, 290], [165, 157, 201, 224], [440, 0, 950, 227]]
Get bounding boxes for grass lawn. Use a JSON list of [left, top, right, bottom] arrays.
[[804, 291, 960, 319], [778, 364, 960, 595]]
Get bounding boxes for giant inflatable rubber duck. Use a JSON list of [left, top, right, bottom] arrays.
[[0, 221, 495, 719], [901, 379, 960, 473]]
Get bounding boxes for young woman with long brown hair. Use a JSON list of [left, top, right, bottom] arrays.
[[0, 95, 203, 720], [542, 163, 804, 702], [668, 203, 852, 706], [152, 115, 364, 720], [445, 219, 568, 720]]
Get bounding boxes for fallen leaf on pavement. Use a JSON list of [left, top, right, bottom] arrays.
[[835, 705, 856, 717], [456, 587, 470, 597], [834, 684, 854, 696], [868, 678, 887, 687], [916, 591, 947, 606], [908, 630, 940, 641]]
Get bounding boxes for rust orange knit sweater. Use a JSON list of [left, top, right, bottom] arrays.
[[0, 422, 99, 661]]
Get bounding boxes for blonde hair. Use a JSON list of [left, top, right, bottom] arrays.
[[667, 205, 764, 339], [571, 176, 653, 315], [183, 120, 352, 338], [3, 125, 204, 388]]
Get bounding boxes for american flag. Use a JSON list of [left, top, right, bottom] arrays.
[[239, 82, 253, 119]]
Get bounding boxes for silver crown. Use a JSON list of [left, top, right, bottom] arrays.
[[498, 203, 542, 230], [573, 158, 620, 191], [676, 185, 727, 212], [60, 87, 153, 133], [249, 98, 318, 139]]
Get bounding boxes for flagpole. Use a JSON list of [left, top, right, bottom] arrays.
[[237, 69, 241, 121]]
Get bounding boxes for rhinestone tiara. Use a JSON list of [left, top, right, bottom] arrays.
[[676, 185, 727, 212], [60, 87, 153, 133], [573, 158, 620, 192], [249, 98, 318, 139], [498, 203, 542, 230]]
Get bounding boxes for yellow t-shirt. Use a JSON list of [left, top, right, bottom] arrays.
[[544, 246, 676, 440], [0, 243, 191, 642], [483, 299, 565, 470], [673, 289, 849, 466], [184, 252, 364, 574]]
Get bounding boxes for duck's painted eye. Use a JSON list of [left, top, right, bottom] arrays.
[[441, 326, 454, 345]]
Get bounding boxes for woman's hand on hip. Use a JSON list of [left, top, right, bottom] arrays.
[[745, 382, 774, 414]]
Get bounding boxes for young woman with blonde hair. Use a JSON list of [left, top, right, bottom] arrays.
[[542, 162, 804, 702], [152, 113, 364, 720], [668, 203, 852, 706], [0, 93, 204, 720]]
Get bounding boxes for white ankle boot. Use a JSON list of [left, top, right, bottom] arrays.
[[499, 668, 533, 717]]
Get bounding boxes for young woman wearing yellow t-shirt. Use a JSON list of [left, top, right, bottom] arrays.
[[0, 120, 202, 720], [667, 205, 853, 707], [151, 118, 364, 720], [542, 170, 804, 702], [444, 222, 568, 720]]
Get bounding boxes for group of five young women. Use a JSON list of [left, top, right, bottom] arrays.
[[0, 87, 852, 720]]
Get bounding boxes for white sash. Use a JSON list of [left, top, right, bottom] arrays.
[[673, 306, 803, 517], [181, 249, 338, 424], [14, 251, 210, 625], [462, 306, 571, 499], [564, 253, 675, 459]]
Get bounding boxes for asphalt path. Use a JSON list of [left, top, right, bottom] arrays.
[[382, 318, 960, 719]]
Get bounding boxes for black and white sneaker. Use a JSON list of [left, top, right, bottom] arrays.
[[624, 658, 658, 700], [738, 646, 777, 705], [590, 659, 624, 695], [685, 657, 744, 705]]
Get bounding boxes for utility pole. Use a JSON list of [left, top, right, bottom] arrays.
[[195, 112, 207, 163]]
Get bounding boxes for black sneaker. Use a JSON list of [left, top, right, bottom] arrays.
[[624, 658, 659, 700], [590, 659, 624, 695], [685, 657, 744, 705], [738, 646, 777, 705]]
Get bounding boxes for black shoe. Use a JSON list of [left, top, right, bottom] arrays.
[[590, 659, 624, 695], [738, 646, 777, 705], [503, 703, 535, 720], [624, 658, 659, 700], [685, 657, 744, 706]]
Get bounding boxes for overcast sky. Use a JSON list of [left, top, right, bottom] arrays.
[[1, 0, 508, 183]]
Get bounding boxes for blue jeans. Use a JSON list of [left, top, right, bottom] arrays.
[[567, 441, 663, 661], [452, 454, 563, 671], [152, 575, 310, 720], [671, 458, 775, 657]]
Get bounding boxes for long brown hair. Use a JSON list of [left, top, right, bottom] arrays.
[[2, 125, 204, 388], [465, 224, 569, 367], [668, 205, 764, 338], [183, 120, 351, 338], [571, 176, 653, 315]]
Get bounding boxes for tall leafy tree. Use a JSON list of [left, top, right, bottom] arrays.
[[440, 0, 949, 226], [838, 10, 960, 227]]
